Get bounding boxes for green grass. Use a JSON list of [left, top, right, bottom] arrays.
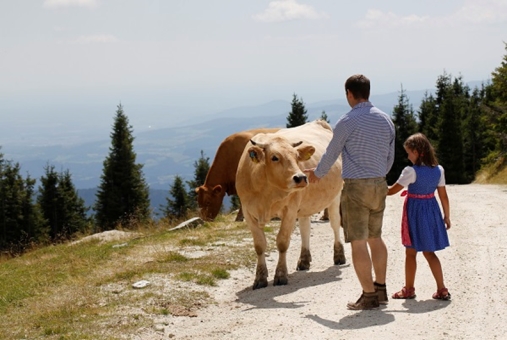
[[475, 159, 507, 184], [0, 215, 279, 339]]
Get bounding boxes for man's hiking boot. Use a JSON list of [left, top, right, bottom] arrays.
[[346, 291, 379, 310], [374, 282, 388, 304]]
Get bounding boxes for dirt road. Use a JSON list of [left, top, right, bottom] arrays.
[[136, 184, 507, 340]]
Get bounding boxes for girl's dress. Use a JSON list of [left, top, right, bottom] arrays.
[[399, 165, 450, 252]]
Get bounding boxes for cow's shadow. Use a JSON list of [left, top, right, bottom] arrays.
[[235, 264, 348, 310]]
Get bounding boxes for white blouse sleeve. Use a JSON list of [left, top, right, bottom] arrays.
[[396, 166, 416, 187], [437, 165, 446, 187]]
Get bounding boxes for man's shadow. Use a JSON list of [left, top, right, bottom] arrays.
[[305, 298, 451, 330]]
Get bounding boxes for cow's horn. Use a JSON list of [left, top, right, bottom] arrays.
[[292, 141, 303, 147], [250, 139, 267, 148]]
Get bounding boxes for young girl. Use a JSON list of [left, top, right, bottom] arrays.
[[388, 133, 451, 300]]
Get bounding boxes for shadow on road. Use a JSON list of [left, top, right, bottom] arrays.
[[304, 298, 451, 330], [235, 264, 349, 310]]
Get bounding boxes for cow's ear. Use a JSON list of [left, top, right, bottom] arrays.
[[297, 145, 315, 161], [247, 146, 264, 163], [212, 185, 223, 195]]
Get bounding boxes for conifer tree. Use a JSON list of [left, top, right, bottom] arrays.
[[286, 93, 308, 128], [320, 110, 330, 123], [0, 153, 46, 252], [186, 150, 210, 210], [462, 87, 488, 180], [229, 195, 241, 214], [38, 165, 89, 241], [163, 175, 189, 220], [418, 92, 439, 143], [94, 104, 151, 230], [435, 74, 467, 184], [387, 87, 419, 184], [484, 43, 507, 163]]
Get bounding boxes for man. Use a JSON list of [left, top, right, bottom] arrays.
[[305, 74, 395, 310]]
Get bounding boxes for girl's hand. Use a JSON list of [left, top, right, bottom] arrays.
[[387, 183, 404, 196], [444, 216, 451, 229]]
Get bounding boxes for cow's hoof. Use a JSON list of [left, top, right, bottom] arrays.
[[296, 259, 310, 271], [334, 257, 346, 265], [334, 243, 346, 265], [253, 278, 268, 290], [297, 248, 312, 271], [273, 276, 288, 286]]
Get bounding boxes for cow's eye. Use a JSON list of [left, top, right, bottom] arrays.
[[271, 155, 279, 162]]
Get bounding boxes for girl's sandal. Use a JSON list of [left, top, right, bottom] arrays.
[[392, 286, 416, 299], [432, 288, 451, 300]]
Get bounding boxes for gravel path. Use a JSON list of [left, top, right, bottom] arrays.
[[135, 184, 507, 340]]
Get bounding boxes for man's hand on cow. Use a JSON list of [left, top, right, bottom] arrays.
[[303, 168, 320, 184]]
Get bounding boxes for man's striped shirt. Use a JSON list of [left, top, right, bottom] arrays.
[[314, 101, 395, 179]]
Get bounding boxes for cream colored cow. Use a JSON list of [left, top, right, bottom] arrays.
[[236, 120, 345, 289]]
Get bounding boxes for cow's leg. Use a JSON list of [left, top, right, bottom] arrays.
[[273, 215, 297, 286], [296, 216, 312, 271], [328, 195, 346, 265], [249, 220, 268, 290]]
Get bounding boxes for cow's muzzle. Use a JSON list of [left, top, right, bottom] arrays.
[[293, 174, 308, 187]]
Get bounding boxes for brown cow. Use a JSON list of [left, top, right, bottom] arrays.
[[236, 120, 345, 289], [196, 127, 280, 221]]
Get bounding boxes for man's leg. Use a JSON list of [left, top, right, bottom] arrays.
[[350, 239, 375, 293], [368, 237, 387, 285], [347, 239, 379, 310]]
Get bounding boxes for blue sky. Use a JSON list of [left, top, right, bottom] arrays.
[[1, 0, 506, 112]]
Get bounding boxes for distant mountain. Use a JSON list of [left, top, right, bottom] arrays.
[[1, 82, 486, 191]]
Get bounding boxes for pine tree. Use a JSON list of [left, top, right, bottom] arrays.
[[94, 104, 151, 230], [229, 195, 240, 214], [387, 86, 419, 185], [38, 165, 89, 241], [163, 175, 189, 220], [0, 153, 46, 252], [435, 74, 467, 184], [320, 110, 330, 123], [37, 165, 59, 239], [462, 87, 488, 181], [484, 43, 507, 163], [186, 150, 210, 210], [286, 93, 308, 128], [418, 92, 439, 143]]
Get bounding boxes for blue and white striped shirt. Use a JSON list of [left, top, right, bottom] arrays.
[[314, 101, 395, 179]]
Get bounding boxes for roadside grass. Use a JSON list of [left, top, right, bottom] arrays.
[[0, 214, 279, 339], [475, 158, 507, 184]]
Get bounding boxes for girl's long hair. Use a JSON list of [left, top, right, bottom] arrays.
[[403, 133, 438, 167]]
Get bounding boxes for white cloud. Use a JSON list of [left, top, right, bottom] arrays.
[[253, 0, 328, 23], [43, 0, 99, 9], [71, 34, 118, 44], [357, 9, 428, 29], [357, 0, 507, 29], [454, 0, 507, 24]]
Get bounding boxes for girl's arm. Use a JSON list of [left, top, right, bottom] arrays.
[[437, 186, 451, 229], [387, 183, 404, 196]]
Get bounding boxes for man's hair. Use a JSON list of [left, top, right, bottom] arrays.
[[345, 74, 370, 100]]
